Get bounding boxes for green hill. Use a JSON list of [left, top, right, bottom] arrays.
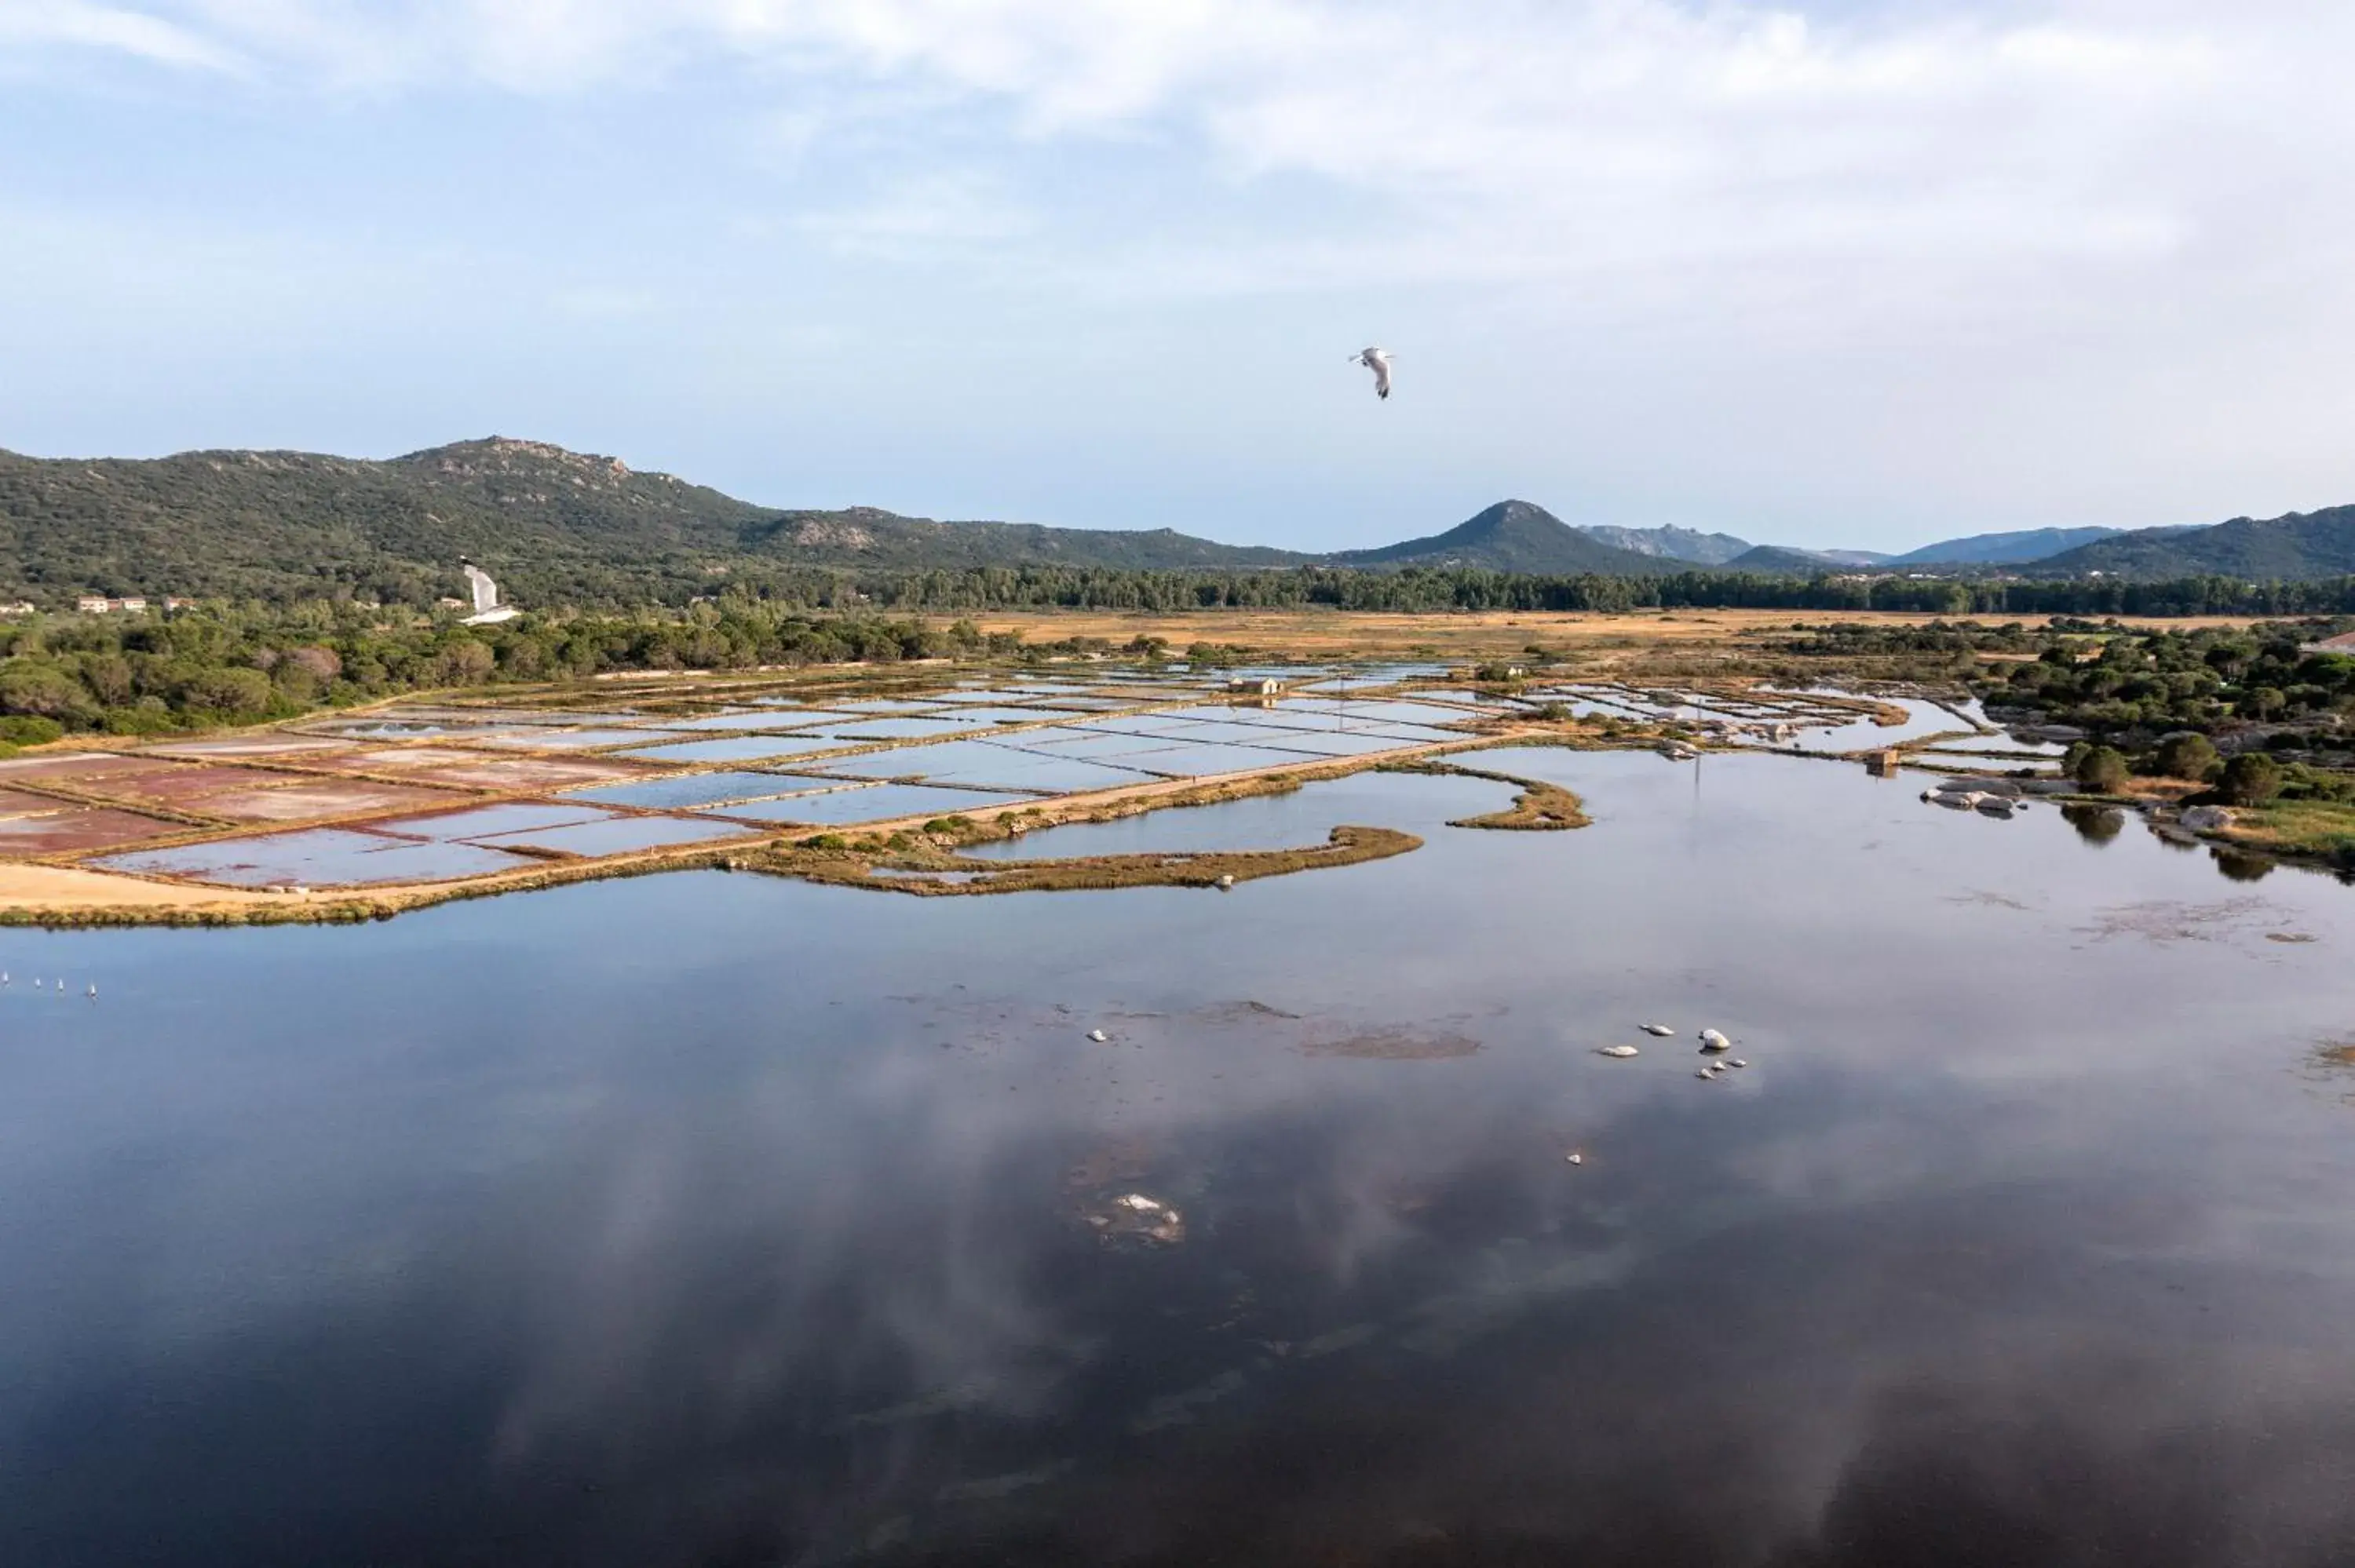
[[2032, 506, 2355, 580], [1327, 500, 1666, 574], [1888, 526, 2123, 566], [1718, 545, 1842, 574], [0, 437, 1307, 606], [27, 435, 2343, 603]]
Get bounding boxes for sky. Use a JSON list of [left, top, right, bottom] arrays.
[[3, 0, 2353, 554]]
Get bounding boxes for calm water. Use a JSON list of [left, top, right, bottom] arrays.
[[5, 753, 2355, 1566]]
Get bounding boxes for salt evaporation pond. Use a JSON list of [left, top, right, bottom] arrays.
[[6, 752, 2355, 1564], [713, 783, 1039, 826]]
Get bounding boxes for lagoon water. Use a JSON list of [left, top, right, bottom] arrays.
[[5, 753, 2355, 1566]]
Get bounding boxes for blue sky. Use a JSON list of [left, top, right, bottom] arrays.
[[4, 0, 2352, 553]]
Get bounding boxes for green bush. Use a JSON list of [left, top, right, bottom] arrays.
[[0, 715, 64, 746], [0, 665, 93, 725], [103, 702, 182, 736], [2151, 733, 2220, 780], [2219, 753, 2284, 806], [2073, 745, 2130, 792]]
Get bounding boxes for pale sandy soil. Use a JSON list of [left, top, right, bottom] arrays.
[[0, 864, 283, 910]]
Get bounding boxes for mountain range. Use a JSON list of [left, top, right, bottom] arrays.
[[1326, 501, 1666, 574], [4, 436, 2353, 601], [2032, 509, 2355, 579], [1575, 523, 1754, 566], [1884, 526, 2123, 566]]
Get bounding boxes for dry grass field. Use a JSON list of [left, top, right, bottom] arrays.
[[973, 607, 2272, 657]]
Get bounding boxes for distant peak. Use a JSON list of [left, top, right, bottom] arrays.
[[1459, 499, 1568, 531], [397, 436, 633, 480]]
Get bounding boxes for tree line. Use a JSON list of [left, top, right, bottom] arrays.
[[706, 566, 2355, 618], [0, 602, 1024, 742]]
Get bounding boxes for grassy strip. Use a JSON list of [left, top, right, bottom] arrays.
[[2218, 800, 2355, 866], [1381, 758, 1592, 831], [758, 825, 1421, 896], [1448, 779, 1590, 830]]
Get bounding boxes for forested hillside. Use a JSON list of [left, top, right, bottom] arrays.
[[0, 438, 1305, 606]]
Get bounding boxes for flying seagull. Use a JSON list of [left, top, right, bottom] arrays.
[[1352, 347, 1393, 400]]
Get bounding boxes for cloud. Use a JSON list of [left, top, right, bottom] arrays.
[[0, 0, 240, 69], [29, 3, 2324, 294]]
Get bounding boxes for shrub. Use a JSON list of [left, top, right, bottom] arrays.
[[2073, 745, 2130, 792], [2219, 753, 2284, 806], [102, 706, 182, 737], [0, 715, 64, 746], [0, 664, 94, 724], [179, 665, 275, 717], [2151, 733, 2219, 780]]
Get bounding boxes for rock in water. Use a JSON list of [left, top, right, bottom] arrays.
[[1595, 1045, 1641, 1059], [1699, 1029, 1732, 1053], [1086, 1029, 1109, 1043], [1641, 1023, 1675, 1037]]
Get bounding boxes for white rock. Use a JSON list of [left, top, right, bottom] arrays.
[[1595, 1045, 1641, 1059], [1699, 1029, 1732, 1052], [1641, 1023, 1675, 1037], [1086, 1029, 1109, 1043]]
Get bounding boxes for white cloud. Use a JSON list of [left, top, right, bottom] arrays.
[[0, 0, 239, 69], [36, 2, 2328, 296]]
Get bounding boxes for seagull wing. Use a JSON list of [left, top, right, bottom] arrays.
[[1359, 348, 1393, 399]]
